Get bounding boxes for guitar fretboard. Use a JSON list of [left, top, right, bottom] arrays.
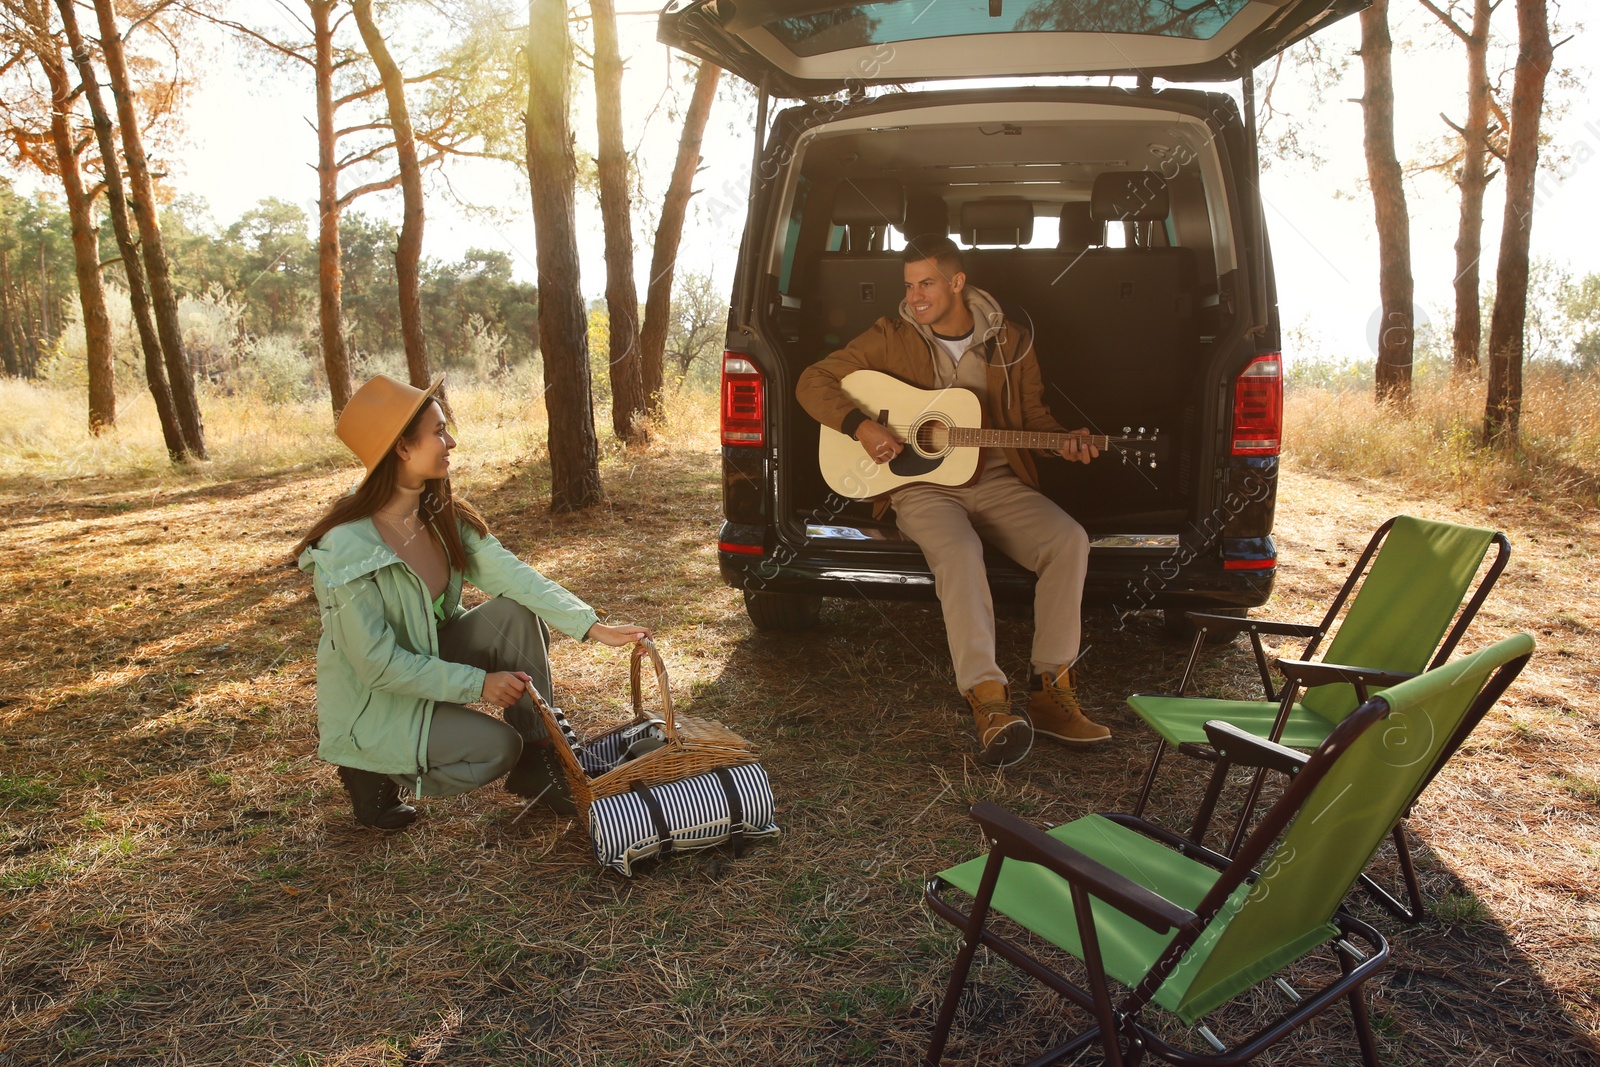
[[946, 428, 1113, 450]]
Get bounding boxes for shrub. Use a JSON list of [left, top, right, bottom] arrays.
[[235, 334, 315, 405], [37, 284, 144, 391], [349, 348, 409, 384], [182, 287, 245, 381]]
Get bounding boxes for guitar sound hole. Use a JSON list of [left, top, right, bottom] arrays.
[[913, 417, 951, 457]]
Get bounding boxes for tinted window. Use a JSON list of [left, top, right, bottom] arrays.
[[779, 174, 812, 294], [767, 0, 1252, 58]]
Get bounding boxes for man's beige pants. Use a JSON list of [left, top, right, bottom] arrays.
[[891, 464, 1089, 693]]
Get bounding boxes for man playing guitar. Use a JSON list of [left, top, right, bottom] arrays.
[[797, 234, 1111, 767]]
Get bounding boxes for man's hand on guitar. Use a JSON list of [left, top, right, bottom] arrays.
[[1059, 429, 1099, 465], [854, 419, 903, 465]]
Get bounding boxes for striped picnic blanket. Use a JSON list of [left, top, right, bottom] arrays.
[[588, 763, 779, 876]]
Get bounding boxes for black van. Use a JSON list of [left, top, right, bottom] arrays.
[[658, 0, 1366, 631]]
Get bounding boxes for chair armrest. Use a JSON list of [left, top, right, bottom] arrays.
[[1274, 658, 1418, 690], [1174, 615, 1323, 701], [1184, 612, 1322, 640], [1202, 720, 1309, 777], [969, 802, 1198, 934]]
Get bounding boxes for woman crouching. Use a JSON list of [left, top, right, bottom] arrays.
[[293, 374, 648, 829]]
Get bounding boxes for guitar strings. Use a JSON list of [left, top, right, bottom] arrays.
[[870, 424, 1126, 444]]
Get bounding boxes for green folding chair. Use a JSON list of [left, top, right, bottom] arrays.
[[1128, 515, 1509, 917], [924, 633, 1534, 1067]]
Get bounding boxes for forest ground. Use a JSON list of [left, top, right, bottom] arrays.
[[2, 391, 1598, 1066]]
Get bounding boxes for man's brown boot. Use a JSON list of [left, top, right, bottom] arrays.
[[1026, 668, 1111, 744], [965, 680, 1033, 767]]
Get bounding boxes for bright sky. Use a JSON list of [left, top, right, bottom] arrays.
[[143, 5, 1600, 367], [178, 7, 752, 307]]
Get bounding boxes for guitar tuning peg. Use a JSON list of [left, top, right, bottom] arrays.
[[1122, 426, 1131, 434], [1138, 426, 1146, 435]]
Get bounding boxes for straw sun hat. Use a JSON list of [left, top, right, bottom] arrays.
[[335, 373, 446, 482]]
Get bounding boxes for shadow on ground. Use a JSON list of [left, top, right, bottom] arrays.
[[1, 449, 1596, 1065]]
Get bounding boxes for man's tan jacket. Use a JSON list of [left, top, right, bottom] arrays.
[[796, 286, 1072, 516]]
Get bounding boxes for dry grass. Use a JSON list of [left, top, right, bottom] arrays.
[[1, 384, 1597, 1065], [0, 379, 581, 491], [0, 380, 344, 485], [1285, 363, 1600, 506]]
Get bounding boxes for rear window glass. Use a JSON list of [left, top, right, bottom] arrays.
[[766, 0, 1252, 58], [948, 215, 1060, 250]]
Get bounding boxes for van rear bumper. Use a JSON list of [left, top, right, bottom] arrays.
[[718, 525, 1274, 612]]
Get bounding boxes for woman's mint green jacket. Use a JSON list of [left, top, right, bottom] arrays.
[[297, 518, 598, 786]]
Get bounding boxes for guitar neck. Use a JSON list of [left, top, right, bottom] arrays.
[[947, 428, 1112, 451]]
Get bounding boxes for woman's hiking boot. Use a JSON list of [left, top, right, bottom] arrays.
[[503, 705, 578, 816], [1026, 669, 1111, 744], [336, 766, 418, 830], [965, 680, 1033, 768]]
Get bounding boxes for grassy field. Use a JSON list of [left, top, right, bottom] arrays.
[[1283, 363, 1600, 506], [1, 381, 1597, 1065]]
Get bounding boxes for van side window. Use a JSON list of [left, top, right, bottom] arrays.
[[778, 174, 812, 296]]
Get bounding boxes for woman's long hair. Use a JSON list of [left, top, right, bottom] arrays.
[[292, 405, 488, 570]]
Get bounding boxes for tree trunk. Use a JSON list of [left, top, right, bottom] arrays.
[[1484, 0, 1552, 445], [92, 0, 206, 457], [310, 0, 353, 414], [1358, 0, 1413, 403], [38, 242, 51, 344], [6, 251, 36, 377], [56, 0, 185, 459], [16, 262, 41, 377], [526, 0, 602, 511], [352, 0, 433, 393], [0, 249, 20, 377], [1453, 0, 1493, 374], [26, 0, 115, 431], [21, 268, 42, 377], [639, 59, 720, 415], [590, 0, 645, 443]]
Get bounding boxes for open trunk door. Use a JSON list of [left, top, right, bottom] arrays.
[[660, 0, 1368, 96]]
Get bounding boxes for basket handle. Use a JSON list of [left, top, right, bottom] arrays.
[[630, 638, 680, 744]]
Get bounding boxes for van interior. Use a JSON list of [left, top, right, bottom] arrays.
[[765, 97, 1242, 537]]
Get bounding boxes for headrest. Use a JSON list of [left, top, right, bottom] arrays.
[[1091, 172, 1169, 223], [959, 197, 1034, 246], [833, 179, 905, 226], [903, 192, 948, 240], [1057, 201, 1101, 251]]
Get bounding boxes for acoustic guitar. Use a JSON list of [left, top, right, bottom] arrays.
[[818, 370, 1160, 500]]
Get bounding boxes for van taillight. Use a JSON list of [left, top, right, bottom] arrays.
[[1231, 353, 1281, 456], [721, 354, 764, 447]]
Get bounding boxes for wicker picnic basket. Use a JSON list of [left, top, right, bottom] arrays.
[[529, 639, 759, 821]]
